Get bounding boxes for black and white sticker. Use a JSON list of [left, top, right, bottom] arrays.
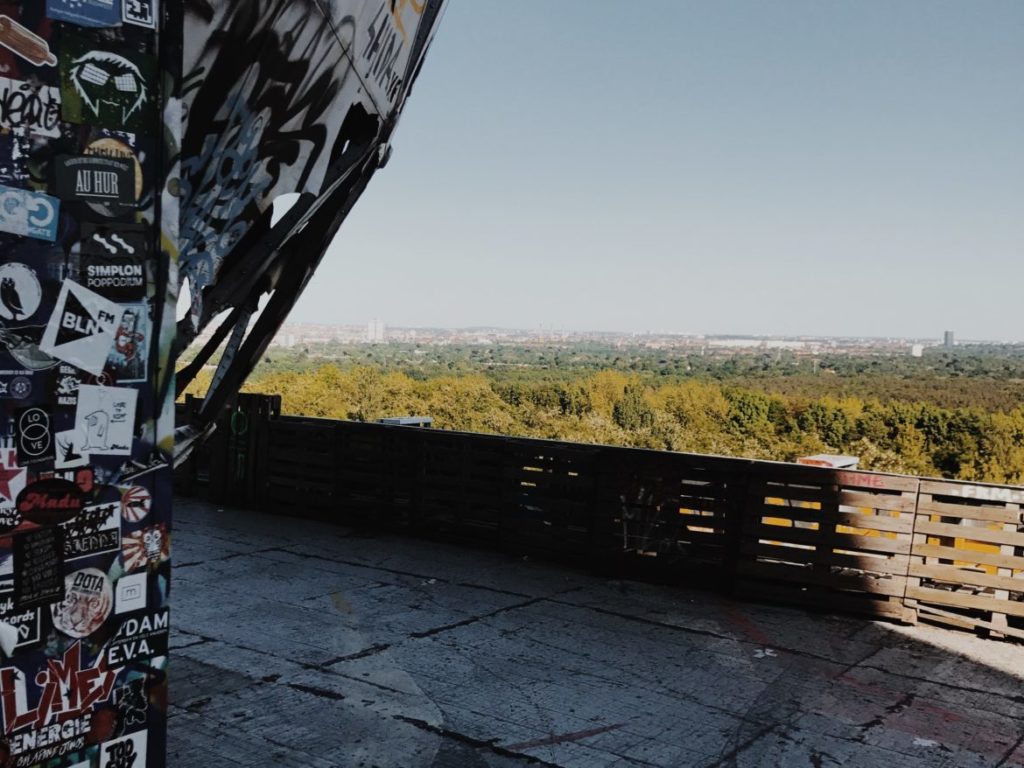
[[0, 264, 42, 322], [56, 155, 135, 207], [81, 224, 148, 300], [74, 384, 137, 456], [122, 0, 157, 29], [100, 729, 147, 768], [40, 280, 123, 375], [15, 406, 53, 466]]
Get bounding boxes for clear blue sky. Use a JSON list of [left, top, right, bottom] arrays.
[[292, 1, 1024, 340]]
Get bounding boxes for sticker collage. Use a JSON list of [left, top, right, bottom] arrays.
[[0, 2, 167, 767]]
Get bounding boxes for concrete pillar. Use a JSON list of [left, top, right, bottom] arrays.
[[0, 3, 175, 766]]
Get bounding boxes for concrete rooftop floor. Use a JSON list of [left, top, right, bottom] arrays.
[[168, 498, 1024, 768]]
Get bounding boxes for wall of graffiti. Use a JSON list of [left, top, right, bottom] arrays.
[[175, 0, 447, 430], [0, 2, 172, 767]]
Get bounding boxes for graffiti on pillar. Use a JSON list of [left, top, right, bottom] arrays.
[[0, 2, 173, 766], [175, 1, 448, 432]]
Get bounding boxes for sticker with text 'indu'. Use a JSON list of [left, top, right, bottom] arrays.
[[40, 280, 123, 375], [0, 184, 59, 241]]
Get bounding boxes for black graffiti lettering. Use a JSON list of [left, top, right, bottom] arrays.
[[104, 739, 138, 768], [0, 81, 59, 134]]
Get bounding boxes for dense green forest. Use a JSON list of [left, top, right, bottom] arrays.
[[182, 342, 1024, 484]]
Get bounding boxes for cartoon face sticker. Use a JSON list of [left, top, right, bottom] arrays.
[[68, 51, 149, 124], [60, 39, 155, 131]]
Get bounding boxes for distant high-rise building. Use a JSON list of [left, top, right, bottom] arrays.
[[366, 319, 386, 343], [944, 330, 955, 348], [911, 344, 924, 358]]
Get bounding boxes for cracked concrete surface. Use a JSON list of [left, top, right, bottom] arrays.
[[168, 498, 1024, 767]]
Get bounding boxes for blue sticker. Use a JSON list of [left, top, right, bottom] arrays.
[[46, 0, 122, 28], [0, 184, 60, 242]]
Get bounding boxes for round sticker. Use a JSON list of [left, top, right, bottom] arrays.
[[0, 263, 42, 321], [84, 137, 143, 217], [120, 485, 151, 523], [52, 567, 113, 638], [9, 376, 31, 399]]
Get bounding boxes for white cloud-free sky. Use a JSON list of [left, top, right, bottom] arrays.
[[291, 1, 1024, 340]]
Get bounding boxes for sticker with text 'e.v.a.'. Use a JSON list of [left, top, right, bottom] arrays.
[[46, 0, 122, 29], [40, 280, 123, 375], [0, 184, 59, 241], [56, 155, 135, 208]]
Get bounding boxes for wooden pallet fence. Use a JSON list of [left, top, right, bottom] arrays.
[[180, 399, 1024, 642], [737, 464, 919, 622], [263, 417, 339, 516], [501, 440, 601, 556], [907, 479, 1024, 640], [592, 449, 748, 582], [417, 428, 509, 542]]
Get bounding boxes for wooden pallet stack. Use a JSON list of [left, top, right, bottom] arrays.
[[736, 464, 919, 623], [906, 479, 1024, 640]]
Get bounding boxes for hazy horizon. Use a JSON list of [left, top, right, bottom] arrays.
[[288, 2, 1024, 341]]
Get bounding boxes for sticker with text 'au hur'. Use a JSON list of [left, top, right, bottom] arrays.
[[40, 280, 123, 375], [74, 384, 137, 456], [60, 36, 155, 132], [56, 155, 135, 208]]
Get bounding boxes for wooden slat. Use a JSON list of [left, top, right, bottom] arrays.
[[905, 587, 1024, 619], [908, 563, 1024, 593], [738, 560, 907, 597], [744, 524, 911, 555], [909, 543, 1024, 572], [919, 479, 1024, 499], [917, 499, 1022, 524], [913, 520, 1024, 548]]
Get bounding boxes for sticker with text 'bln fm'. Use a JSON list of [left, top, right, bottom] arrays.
[[40, 280, 123, 375], [0, 184, 59, 241], [56, 155, 135, 207], [0, 15, 57, 67], [0, 76, 61, 138], [47, 0, 122, 29], [75, 384, 137, 456]]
